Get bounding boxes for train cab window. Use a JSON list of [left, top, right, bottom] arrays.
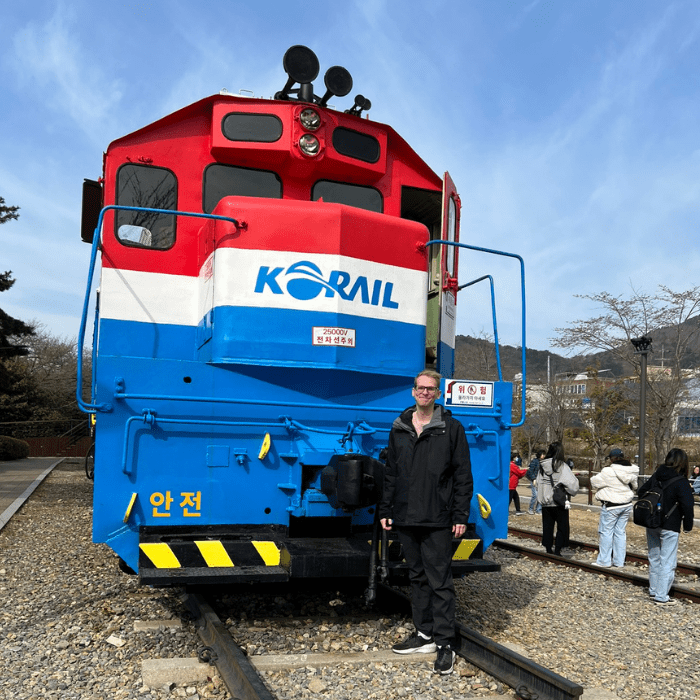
[[116, 164, 177, 249], [400, 186, 442, 291], [221, 113, 283, 142], [204, 164, 282, 213], [446, 195, 457, 276], [332, 127, 380, 163], [312, 180, 382, 213]]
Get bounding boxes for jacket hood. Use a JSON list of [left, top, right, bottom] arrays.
[[654, 465, 686, 483], [394, 403, 451, 432], [609, 462, 639, 479], [539, 457, 563, 476]]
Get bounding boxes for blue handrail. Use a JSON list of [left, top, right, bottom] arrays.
[[76, 205, 240, 413], [425, 240, 526, 428], [457, 275, 503, 382]]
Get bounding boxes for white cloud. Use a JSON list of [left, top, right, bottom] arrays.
[[10, 4, 124, 145]]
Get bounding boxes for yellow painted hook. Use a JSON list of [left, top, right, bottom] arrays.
[[477, 494, 491, 519], [258, 433, 271, 460]]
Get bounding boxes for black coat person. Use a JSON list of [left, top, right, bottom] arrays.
[[378, 370, 473, 675]]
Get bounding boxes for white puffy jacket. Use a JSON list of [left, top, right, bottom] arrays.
[[590, 462, 639, 505]]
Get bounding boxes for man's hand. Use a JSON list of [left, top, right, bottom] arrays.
[[380, 518, 393, 531], [452, 523, 466, 538]]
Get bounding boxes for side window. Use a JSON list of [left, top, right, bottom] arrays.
[[312, 180, 382, 213], [116, 164, 177, 249], [446, 195, 456, 277], [203, 164, 282, 214]]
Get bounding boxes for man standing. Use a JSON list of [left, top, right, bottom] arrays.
[[590, 448, 639, 567], [378, 370, 473, 675]]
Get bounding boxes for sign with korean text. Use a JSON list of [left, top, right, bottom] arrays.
[[312, 326, 356, 347], [444, 380, 494, 408]]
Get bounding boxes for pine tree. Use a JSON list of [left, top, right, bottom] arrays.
[[0, 198, 34, 392]]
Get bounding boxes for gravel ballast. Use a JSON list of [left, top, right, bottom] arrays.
[[2, 461, 700, 699]]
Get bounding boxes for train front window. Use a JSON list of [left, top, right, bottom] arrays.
[[312, 180, 382, 213], [204, 164, 282, 213], [116, 164, 177, 249], [221, 113, 283, 142], [332, 127, 380, 163]]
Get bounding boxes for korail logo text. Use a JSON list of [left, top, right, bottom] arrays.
[[254, 261, 399, 309]]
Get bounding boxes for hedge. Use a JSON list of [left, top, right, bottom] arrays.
[[0, 435, 31, 460]]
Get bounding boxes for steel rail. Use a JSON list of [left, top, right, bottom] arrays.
[[182, 592, 274, 700], [507, 525, 700, 577], [377, 583, 583, 700], [495, 539, 700, 604]]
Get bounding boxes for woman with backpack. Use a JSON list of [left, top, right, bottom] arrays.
[[637, 448, 694, 606], [536, 441, 579, 555]]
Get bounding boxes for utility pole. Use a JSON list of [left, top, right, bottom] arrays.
[[631, 336, 652, 476]]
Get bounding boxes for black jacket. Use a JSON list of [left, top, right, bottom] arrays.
[[378, 404, 473, 527], [638, 465, 695, 533]]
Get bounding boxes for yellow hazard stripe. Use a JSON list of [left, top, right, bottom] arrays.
[[252, 540, 281, 566], [140, 543, 182, 568], [195, 540, 235, 567], [452, 539, 479, 561]]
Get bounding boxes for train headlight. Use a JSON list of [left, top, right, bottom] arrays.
[[299, 133, 320, 156], [299, 108, 321, 131]]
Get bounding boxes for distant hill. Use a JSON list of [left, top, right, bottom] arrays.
[[454, 328, 700, 385]]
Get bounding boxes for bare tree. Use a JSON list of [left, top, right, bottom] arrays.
[[0, 325, 83, 434], [574, 370, 634, 471], [552, 286, 700, 467]]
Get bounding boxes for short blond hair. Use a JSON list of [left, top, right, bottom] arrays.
[[414, 369, 441, 388]]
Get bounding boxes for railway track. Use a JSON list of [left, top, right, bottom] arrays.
[[508, 525, 700, 577], [184, 583, 584, 700], [501, 527, 700, 603]]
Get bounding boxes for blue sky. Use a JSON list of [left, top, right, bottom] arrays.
[[2, 0, 700, 359]]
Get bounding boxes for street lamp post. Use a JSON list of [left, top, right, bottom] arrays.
[[631, 336, 652, 476]]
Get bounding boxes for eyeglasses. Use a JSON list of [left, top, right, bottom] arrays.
[[414, 385, 439, 394]]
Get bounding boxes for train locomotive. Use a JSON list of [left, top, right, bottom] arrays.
[[78, 45, 526, 589]]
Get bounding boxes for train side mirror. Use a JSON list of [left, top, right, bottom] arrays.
[[81, 179, 102, 243]]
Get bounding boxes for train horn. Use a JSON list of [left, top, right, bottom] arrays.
[[275, 45, 320, 103], [318, 65, 353, 107]]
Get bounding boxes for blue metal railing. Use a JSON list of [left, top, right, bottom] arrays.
[[425, 239, 526, 428], [76, 205, 240, 413]]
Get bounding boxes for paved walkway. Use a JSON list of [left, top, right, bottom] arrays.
[[0, 457, 63, 531]]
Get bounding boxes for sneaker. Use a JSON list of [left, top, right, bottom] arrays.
[[654, 598, 679, 606], [515, 511, 524, 516], [392, 632, 437, 654], [527, 510, 534, 515], [433, 645, 455, 675]]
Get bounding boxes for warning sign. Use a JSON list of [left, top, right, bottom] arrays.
[[312, 326, 356, 347], [444, 380, 494, 408]]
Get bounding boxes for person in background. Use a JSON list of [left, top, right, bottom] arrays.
[[379, 369, 472, 675], [536, 441, 579, 555], [590, 448, 638, 568], [526, 449, 545, 515], [691, 466, 700, 496], [637, 448, 694, 605], [509, 454, 527, 516]]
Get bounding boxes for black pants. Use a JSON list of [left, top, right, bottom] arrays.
[[509, 489, 521, 512], [541, 505, 570, 553], [396, 526, 455, 647]]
